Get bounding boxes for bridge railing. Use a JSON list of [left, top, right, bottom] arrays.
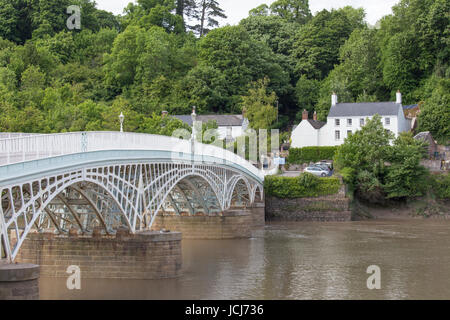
[[0, 132, 265, 180]]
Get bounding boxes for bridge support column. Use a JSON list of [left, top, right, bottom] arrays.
[[250, 201, 265, 228], [14, 231, 182, 280], [152, 209, 254, 239], [0, 263, 40, 300]]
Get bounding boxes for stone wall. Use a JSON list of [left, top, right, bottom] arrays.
[[266, 193, 351, 222], [14, 231, 182, 280], [0, 263, 39, 300], [151, 209, 254, 239], [251, 202, 265, 227]]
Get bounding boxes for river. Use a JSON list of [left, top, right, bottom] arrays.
[[40, 220, 450, 300]]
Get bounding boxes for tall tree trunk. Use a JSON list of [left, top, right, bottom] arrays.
[[199, 0, 207, 37], [176, 0, 184, 18]]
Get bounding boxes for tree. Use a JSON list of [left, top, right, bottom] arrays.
[[417, 78, 450, 144], [241, 77, 278, 130], [249, 4, 270, 17], [269, 0, 311, 24], [384, 132, 429, 199], [382, 31, 422, 95], [198, 25, 290, 113], [294, 75, 319, 120], [334, 115, 393, 203], [291, 8, 365, 80], [191, 0, 227, 37], [138, 113, 191, 136]]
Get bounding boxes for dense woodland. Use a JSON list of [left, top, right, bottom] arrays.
[[0, 0, 448, 144]]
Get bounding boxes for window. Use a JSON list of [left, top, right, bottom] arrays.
[[360, 118, 365, 126], [335, 130, 340, 140], [347, 130, 352, 136], [347, 119, 352, 126], [385, 118, 391, 125], [335, 119, 340, 126]]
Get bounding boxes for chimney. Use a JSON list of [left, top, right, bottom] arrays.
[[396, 90, 402, 104], [161, 110, 168, 117], [331, 92, 338, 106], [313, 111, 317, 121], [302, 109, 309, 120]]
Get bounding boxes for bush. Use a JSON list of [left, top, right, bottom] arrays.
[[264, 174, 341, 198], [431, 173, 450, 200], [288, 146, 338, 164]]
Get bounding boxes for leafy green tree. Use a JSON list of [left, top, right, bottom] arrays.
[[241, 77, 278, 130], [335, 115, 393, 178], [177, 64, 228, 114], [417, 78, 450, 144], [384, 132, 429, 199], [291, 7, 366, 80], [294, 75, 319, 120], [240, 15, 297, 56], [198, 25, 290, 113], [191, 0, 227, 37], [21, 65, 45, 90], [249, 4, 270, 17], [138, 113, 191, 136], [269, 0, 311, 24]]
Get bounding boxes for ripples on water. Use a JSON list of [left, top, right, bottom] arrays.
[[40, 220, 450, 300]]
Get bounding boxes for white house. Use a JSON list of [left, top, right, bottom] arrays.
[[291, 91, 412, 148], [172, 113, 245, 140]]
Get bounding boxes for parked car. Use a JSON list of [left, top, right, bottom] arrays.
[[304, 166, 330, 177], [313, 163, 331, 171], [316, 161, 333, 170]]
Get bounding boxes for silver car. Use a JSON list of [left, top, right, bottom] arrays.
[[304, 166, 329, 177]]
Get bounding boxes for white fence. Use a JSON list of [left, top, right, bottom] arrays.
[[0, 132, 266, 180]]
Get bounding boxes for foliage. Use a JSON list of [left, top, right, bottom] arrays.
[[291, 7, 366, 80], [335, 116, 431, 202], [0, 0, 447, 154], [241, 77, 278, 130], [417, 78, 450, 144], [430, 173, 450, 200], [288, 146, 338, 164], [264, 174, 341, 198]]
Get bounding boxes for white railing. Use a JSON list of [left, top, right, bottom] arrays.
[[0, 133, 42, 140], [0, 132, 265, 180]]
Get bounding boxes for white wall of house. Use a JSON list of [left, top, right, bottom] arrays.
[[291, 105, 412, 148], [291, 121, 319, 148]]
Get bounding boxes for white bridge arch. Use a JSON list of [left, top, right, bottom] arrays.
[[0, 132, 270, 262]]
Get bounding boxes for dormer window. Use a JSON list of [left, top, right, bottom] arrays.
[[347, 119, 352, 126], [335, 119, 340, 126]]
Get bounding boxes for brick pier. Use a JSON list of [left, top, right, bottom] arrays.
[[14, 230, 182, 280], [0, 263, 40, 300], [151, 206, 264, 239]]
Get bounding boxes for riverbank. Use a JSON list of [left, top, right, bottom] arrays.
[[352, 198, 450, 220]]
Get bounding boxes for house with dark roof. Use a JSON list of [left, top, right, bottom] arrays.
[[291, 92, 412, 148], [171, 113, 245, 140]]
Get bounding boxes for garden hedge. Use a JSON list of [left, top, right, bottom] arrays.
[[264, 173, 341, 198], [287, 146, 338, 164]]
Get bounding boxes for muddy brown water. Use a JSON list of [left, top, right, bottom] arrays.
[[40, 220, 450, 300]]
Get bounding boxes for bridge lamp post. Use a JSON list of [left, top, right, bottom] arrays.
[[119, 112, 124, 133], [191, 106, 197, 154]]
